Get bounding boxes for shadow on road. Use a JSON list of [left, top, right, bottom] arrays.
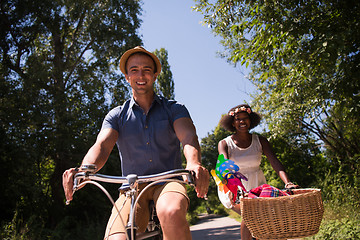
[[190, 214, 241, 239], [191, 225, 240, 239]]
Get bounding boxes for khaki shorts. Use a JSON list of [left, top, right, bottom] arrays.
[[104, 182, 189, 238]]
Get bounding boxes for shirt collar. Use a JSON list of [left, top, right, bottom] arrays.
[[129, 94, 161, 109]]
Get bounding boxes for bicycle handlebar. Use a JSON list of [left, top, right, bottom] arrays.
[[73, 167, 196, 191], [70, 166, 197, 240]]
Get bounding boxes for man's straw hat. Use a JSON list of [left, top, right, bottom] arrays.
[[119, 46, 161, 75]]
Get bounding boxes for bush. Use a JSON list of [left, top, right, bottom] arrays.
[[307, 218, 360, 240], [306, 169, 360, 239]]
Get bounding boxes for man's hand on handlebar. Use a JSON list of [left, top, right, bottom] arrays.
[[62, 167, 79, 204], [63, 164, 98, 204], [186, 165, 210, 199]]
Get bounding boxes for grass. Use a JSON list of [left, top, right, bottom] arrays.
[[225, 209, 242, 222], [305, 199, 360, 239]]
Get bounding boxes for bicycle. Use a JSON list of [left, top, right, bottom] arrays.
[[68, 164, 196, 240]]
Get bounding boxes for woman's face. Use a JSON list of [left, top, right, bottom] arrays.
[[232, 112, 251, 132]]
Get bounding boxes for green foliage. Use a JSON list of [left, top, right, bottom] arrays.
[[193, 0, 360, 180], [306, 170, 360, 240], [309, 218, 360, 240], [1, 0, 142, 238], [260, 132, 327, 189], [200, 124, 232, 170], [193, 125, 231, 215], [185, 125, 231, 218], [194, 2, 360, 237], [153, 48, 175, 99]]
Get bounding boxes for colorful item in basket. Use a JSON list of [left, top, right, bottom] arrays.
[[211, 154, 248, 202], [248, 184, 290, 198]]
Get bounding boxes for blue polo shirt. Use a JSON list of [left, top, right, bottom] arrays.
[[102, 95, 191, 177]]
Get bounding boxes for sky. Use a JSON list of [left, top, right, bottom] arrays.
[[139, 1, 256, 139]]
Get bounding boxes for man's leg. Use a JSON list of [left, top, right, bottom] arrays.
[[154, 183, 191, 240], [107, 233, 126, 240], [104, 185, 151, 240], [104, 193, 131, 240]]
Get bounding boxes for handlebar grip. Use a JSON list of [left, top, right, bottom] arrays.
[[188, 170, 196, 186], [80, 164, 97, 173], [73, 175, 81, 191]]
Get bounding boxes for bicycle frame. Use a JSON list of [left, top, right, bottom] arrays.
[[71, 167, 195, 240]]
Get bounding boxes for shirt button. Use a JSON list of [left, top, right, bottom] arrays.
[[146, 142, 149, 145], [149, 159, 152, 162], [145, 125, 148, 129]]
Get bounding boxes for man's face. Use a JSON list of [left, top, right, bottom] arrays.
[[125, 53, 158, 96]]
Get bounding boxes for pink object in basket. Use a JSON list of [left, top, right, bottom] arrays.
[[248, 184, 290, 198]]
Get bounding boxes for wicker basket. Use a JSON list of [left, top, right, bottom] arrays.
[[240, 188, 324, 240]]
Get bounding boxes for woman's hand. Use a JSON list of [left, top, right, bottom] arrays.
[[285, 182, 300, 189]]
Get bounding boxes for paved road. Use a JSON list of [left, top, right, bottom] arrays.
[[190, 214, 241, 239], [190, 215, 303, 240]]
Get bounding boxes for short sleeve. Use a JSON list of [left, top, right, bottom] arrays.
[[101, 106, 121, 132], [170, 101, 191, 122]]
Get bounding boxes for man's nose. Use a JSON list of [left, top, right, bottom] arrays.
[[138, 70, 147, 77]]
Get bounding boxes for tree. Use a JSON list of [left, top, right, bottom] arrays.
[[193, 0, 360, 177], [1, 0, 142, 237], [153, 48, 175, 99]]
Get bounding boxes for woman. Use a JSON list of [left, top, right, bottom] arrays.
[[218, 104, 298, 240]]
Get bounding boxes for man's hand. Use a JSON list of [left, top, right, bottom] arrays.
[[187, 165, 210, 198], [173, 118, 209, 197], [62, 168, 78, 204]]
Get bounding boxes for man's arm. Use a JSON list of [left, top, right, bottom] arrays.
[[81, 128, 119, 169], [62, 128, 119, 202], [173, 117, 209, 198]]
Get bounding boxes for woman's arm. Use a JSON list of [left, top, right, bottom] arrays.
[[218, 139, 229, 159], [259, 135, 299, 188]]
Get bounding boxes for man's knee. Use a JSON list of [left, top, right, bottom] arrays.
[[106, 233, 126, 240], [156, 192, 188, 221]]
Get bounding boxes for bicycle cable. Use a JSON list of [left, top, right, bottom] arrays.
[[77, 180, 131, 240]]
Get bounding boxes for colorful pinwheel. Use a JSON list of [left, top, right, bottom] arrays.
[[211, 154, 248, 202]]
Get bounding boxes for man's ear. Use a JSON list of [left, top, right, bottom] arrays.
[[153, 72, 159, 81]]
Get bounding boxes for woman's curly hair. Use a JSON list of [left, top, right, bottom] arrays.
[[219, 104, 261, 132]]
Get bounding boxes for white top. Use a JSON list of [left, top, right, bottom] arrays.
[[224, 134, 266, 192]]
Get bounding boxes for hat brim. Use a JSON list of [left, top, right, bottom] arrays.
[[119, 46, 161, 75]]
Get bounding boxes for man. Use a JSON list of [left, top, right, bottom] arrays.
[[63, 46, 209, 240]]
